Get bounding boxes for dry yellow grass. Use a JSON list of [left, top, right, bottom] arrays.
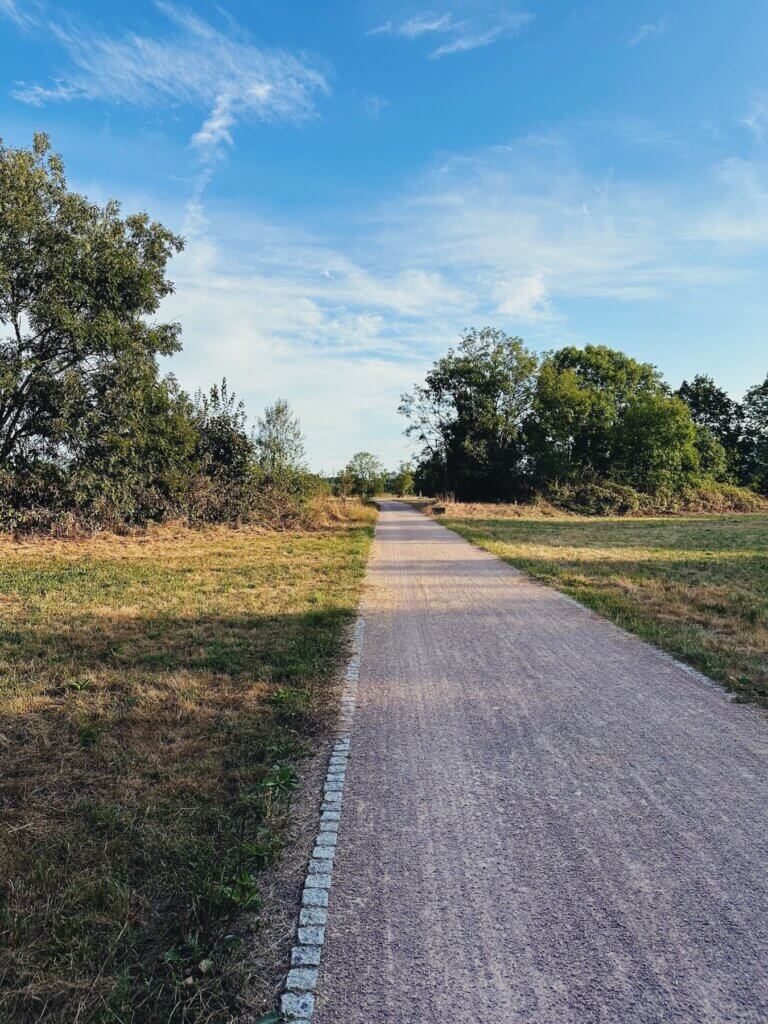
[[0, 503, 376, 1023]]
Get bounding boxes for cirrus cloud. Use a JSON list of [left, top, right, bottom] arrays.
[[368, 5, 533, 59], [11, 2, 330, 159]]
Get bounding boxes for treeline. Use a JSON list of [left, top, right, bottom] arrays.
[[332, 452, 414, 499], [401, 329, 768, 513], [4, 135, 765, 526], [0, 134, 331, 532]]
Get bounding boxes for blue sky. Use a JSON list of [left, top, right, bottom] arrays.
[[1, 0, 767, 470]]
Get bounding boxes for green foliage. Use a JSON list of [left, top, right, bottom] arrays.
[[741, 374, 768, 494], [0, 137, 324, 533], [402, 334, 764, 507], [193, 379, 254, 484], [0, 133, 183, 468], [527, 345, 700, 493], [389, 461, 415, 496], [692, 424, 729, 482], [400, 328, 538, 500], [254, 398, 307, 477], [340, 451, 386, 498], [545, 481, 642, 516], [676, 374, 743, 475]]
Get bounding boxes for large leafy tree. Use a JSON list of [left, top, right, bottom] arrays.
[[527, 345, 705, 493], [400, 328, 538, 500], [676, 374, 742, 476], [0, 133, 184, 467]]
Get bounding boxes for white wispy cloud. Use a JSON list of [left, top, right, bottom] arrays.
[[362, 93, 389, 119], [148, 130, 768, 468], [741, 95, 768, 143], [370, 12, 457, 38], [0, 0, 38, 28], [431, 11, 532, 57], [629, 20, 665, 46], [368, 6, 532, 58], [11, 3, 329, 159], [379, 143, 750, 308], [494, 273, 552, 320]]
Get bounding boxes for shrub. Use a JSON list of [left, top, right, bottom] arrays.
[[546, 480, 642, 516], [651, 482, 768, 514]]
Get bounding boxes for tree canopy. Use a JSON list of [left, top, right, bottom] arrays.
[[399, 328, 538, 500], [0, 135, 322, 531], [741, 375, 768, 493], [340, 452, 386, 498], [0, 133, 183, 468], [255, 398, 307, 476], [527, 345, 705, 494], [401, 332, 763, 506]]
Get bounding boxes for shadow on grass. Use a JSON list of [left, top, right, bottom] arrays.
[[0, 606, 354, 1024]]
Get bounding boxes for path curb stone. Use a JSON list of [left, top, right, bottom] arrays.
[[279, 615, 365, 1022]]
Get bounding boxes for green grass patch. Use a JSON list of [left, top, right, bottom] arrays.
[[0, 511, 375, 1023], [441, 512, 768, 708]]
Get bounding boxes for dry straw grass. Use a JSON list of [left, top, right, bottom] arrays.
[[0, 501, 376, 1023]]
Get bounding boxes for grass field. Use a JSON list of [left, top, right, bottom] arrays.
[[0, 505, 375, 1023], [439, 507, 768, 709]]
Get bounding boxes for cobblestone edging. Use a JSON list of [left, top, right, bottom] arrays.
[[279, 615, 365, 1022]]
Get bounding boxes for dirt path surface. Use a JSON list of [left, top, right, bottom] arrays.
[[313, 502, 768, 1024]]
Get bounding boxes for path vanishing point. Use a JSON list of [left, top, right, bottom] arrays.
[[307, 502, 768, 1023]]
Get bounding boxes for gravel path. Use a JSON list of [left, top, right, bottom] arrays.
[[313, 501, 768, 1024]]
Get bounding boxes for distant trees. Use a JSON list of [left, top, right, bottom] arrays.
[[676, 372, 768, 493], [339, 452, 386, 498], [255, 398, 307, 476], [675, 375, 743, 477], [742, 376, 768, 493], [390, 461, 415, 496], [527, 345, 703, 495], [401, 330, 767, 508], [3, 134, 765, 527], [676, 375, 743, 450]]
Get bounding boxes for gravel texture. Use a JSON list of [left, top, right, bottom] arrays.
[[313, 502, 768, 1024]]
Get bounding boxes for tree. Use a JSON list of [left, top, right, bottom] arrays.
[[611, 391, 700, 494], [193, 379, 254, 484], [0, 133, 184, 467], [676, 375, 742, 446], [527, 345, 665, 484], [341, 452, 385, 498], [254, 398, 306, 476], [390, 461, 414, 496], [676, 375, 742, 475], [399, 328, 538, 500], [66, 367, 199, 521], [526, 345, 704, 494], [741, 374, 768, 493]]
